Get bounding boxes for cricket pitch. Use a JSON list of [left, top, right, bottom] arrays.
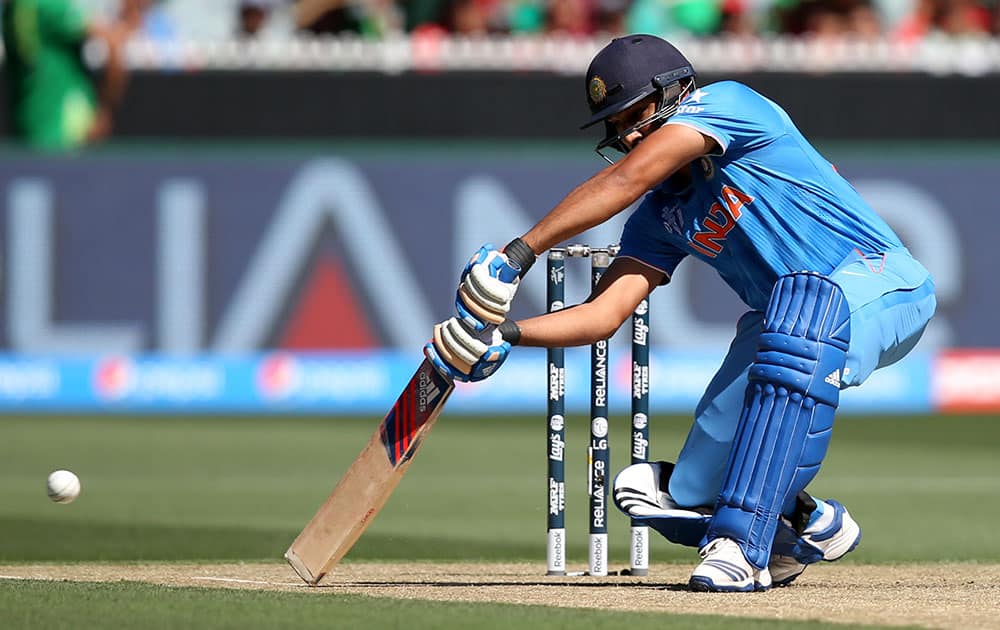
[[2, 562, 997, 629]]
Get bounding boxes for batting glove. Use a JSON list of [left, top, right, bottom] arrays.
[[424, 318, 520, 383], [455, 238, 535, 332]]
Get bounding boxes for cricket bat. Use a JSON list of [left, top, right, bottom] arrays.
[[284, 358, 455, 585]]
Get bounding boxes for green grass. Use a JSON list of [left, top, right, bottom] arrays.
[[1, 413, 997, 565], [0, 413, 995, 629], [0, 580, 892, 630]]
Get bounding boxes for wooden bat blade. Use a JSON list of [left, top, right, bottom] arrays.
[[284, 358, 454, 585]]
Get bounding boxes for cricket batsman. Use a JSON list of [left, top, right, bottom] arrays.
[[424, 34, 936, 592]]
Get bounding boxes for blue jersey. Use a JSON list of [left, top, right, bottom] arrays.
[[618, 81, 903, 310]]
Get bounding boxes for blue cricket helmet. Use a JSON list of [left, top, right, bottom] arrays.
[[582, 35, 697, 161], [583, 34, 696, 128]]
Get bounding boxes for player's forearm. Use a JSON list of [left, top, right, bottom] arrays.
[[514, 303, 620, 348], [89, 24, 128, 110], [520, 165, 648, 255], [518, 122, 711, 257], [102, 38, 128, 110]]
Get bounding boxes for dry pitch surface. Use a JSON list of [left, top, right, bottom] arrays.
[[2, 562, 998, 629]]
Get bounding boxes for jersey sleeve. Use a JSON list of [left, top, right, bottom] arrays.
[[617, 200, 687, 283], [665, 81, 788, 157], [39, 0, 88, 45]]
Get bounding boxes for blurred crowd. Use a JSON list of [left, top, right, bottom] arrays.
[[4, 0, 999, 152], [400, 0, 1000, 40], [66, 0, 1000, 40]]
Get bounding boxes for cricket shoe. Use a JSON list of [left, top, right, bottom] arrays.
[[689, 538, 772, 592], [612, 462, 712, 548], [770, 499, 863, 587]]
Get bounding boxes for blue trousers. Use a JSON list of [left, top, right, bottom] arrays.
[[668, 248, 937, 508]]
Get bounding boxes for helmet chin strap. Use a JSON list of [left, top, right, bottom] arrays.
[[595, 77, 696, 165]]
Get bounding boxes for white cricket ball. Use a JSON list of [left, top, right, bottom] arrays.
[[47, 470, 81, 504]]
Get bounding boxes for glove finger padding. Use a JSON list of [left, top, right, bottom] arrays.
[[434, 318, 484, 373], [465, 254, 519, 309], [456, 244, 522, 330], [425, 317, 511, 383], [457, 287, 508, 325]]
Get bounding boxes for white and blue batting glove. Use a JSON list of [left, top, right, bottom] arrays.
[[423, 318, 520, 383], [456, 238, 535, 332]]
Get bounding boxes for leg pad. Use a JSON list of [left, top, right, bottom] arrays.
[[706, 273, 851, 569]]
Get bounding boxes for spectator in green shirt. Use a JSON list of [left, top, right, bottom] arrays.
[[2, 0, 133, 150]]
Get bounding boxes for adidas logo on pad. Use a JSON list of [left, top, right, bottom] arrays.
[[825, 370, 841, 387]]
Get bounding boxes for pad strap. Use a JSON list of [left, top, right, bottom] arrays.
[[632, 511, 711, 548]]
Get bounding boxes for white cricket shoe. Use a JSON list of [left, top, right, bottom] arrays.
[[770, 499, 862, 587], [690, 537, 772, 592]]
